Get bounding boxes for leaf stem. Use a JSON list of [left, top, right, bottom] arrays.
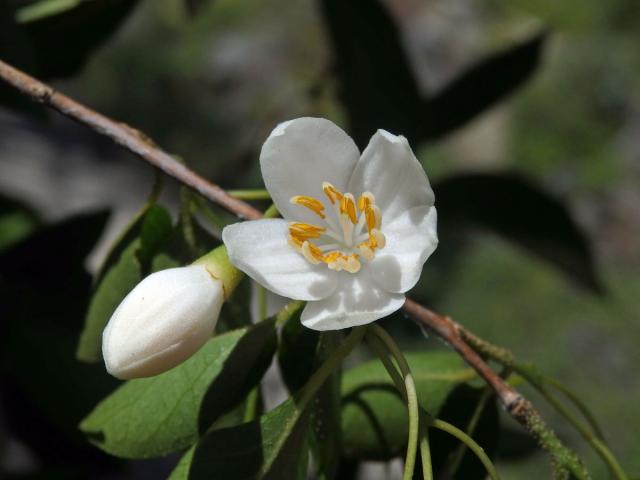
[[243, 388, 261, 422], [418, 424, 433, 480], [366, 334, 433, 480], [446, 384, 494, 475], [403, 372, 420, 480], [428, 418, 500, 480], [368, 326, 432, 480], [263, 203, 280, 219], [228, 189, 272, 201], [543, 375, 606, 440], [257, 285, 267, 322]]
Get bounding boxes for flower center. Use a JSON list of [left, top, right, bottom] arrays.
[[287, 182, 386, 273]]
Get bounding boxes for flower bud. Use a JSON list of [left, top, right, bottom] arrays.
[[102, 264, 224, 379]]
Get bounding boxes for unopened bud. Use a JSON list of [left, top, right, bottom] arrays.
[[102, 264, 224, 379]]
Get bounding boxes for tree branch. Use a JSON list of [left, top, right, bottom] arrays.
[[0, 59, 262, 221], [0, 58, 589, 478], [403, 300, 590, 479]]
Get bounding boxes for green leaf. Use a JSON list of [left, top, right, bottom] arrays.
[[310, 333, 342, 480], [421, 32, 545, 139], [15, 0, 87, 22], [434, 172, 603, 293], [168, 446, 195, 480], [151, 216, 218, 273], [14, 0, 139, 79], [320, 0, 544, 146], [80, 316, 277, 459], [341, 351, 476, 460], [277, 308, 341, 479], [278, 307, 320, 393], [186, 397, 311, 480], [320, 0, 423, 148], [0, 194, 40, 252], [76, 205, 172, 362], [77, 241, 142, 363], [171, 303, 311, 479], [94, 198, 165, 284], [197, 317, 277, 432]]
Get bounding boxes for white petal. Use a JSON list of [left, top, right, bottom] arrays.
[[370, 206, 438, 294], [300, 270, 405, 331], [347, 129, 434, 220], [260, 117, 360, 223], [102, 265, 224, 379], [222, 219, 338, 301]]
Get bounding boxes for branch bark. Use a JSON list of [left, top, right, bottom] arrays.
[[0, 59, 262, 221], [403, 300, 590, 479], [0, 59, 589, 478]]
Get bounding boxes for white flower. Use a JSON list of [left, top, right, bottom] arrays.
[[102, 265, 224, 379], [223, 117, 437, 331]]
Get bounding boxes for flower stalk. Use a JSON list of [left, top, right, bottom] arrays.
[[368, 326, 433, 479], [193, 245, 243, 299], [368, 325, 501, 480]]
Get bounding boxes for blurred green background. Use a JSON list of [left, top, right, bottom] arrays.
[[1, 0, 639, 478]]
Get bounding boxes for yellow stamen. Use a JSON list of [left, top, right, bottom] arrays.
[[364, 205, 381, 232], [301, 241, 323, 264], [288, 234, 303, 250], [358, 243, 375, 261], [288, 222, 326, 240], [373, 205, 382, 229], [371, 228, 386, 249], [289, 183, 386, 272], [340, 193, 357, 224], [322, 182, 343, 204], [324, 251, 343, 264], [290, 195, 325, 219], [358, 192, 375, 211]]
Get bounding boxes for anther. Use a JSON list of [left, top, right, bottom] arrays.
[[290, 196, 325, 219], [289, 222, 326, 240], [301, 241, 323, 265], [322, 182, 343, 204], [288, 234, 302, 250], [358, 192, 375, 211], [340, 193, 357, 224], [289, 183, 386, 272], [371, 229, 386, 249]]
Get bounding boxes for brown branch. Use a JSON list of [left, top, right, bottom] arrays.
[[403, 299, 589, 479], [0, 59, 262, 221], [0, 59, 589, 478]]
